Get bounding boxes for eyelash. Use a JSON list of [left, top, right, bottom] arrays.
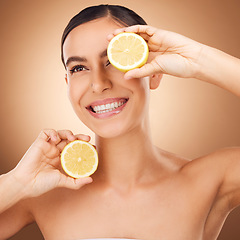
[[106, 60, 111, 67], [69, 61, 111, 75], [69, 65, 88, 74]]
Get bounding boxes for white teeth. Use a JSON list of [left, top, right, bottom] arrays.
[[92, 100, 126, 114]]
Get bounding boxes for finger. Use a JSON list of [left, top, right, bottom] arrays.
[[107, 25, 156, 40], [38, 130, 50, 141], [57, 130, 77, 142], [58, 176, 93, 190], [124, 61, 162, 80], [107, 27, 127, 40], [47, 130, 76, 146], [38, 129, 60, 143], [129, 25, 158, 37], [116, 25, 157, 39], [56, 140, 70, 152], [56, 135, 91, 152], [74, 134, 91, 142], [33, 138, 60, 159], [38, 129, 61, 144]]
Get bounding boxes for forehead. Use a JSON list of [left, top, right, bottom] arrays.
[[63, 18, 123, 62]]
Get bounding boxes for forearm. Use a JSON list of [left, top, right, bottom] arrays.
[[197, 45, 240, 96], [0, 170, 26, 214]]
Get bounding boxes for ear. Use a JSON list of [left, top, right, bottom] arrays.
[[149, 73, 163, 90], [65, 74, 68, 84]]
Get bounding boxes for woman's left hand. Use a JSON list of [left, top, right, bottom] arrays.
[[108, 25, 205, 80]]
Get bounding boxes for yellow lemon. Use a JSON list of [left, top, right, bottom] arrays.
[[61, 140, 98, 178], [107, 32, 149, 72]]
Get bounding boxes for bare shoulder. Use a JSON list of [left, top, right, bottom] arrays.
[[155, 146, 231, 187], [180, 147, 240, 179], [157, 146, 240, 206]]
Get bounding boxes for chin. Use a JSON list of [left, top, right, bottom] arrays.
[[88, 115, 140, 139], [91, 123, 129, 139]]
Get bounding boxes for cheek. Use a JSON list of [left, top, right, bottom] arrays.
[[134, 78, 150, 114], [127, 77, 150, 99], [67, 78, 89, 106], [107, 66, 125, 82]]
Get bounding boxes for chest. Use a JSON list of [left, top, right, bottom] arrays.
[[34, 184, 209, 240]]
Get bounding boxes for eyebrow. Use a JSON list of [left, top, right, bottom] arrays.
[[65, 56, 87, 67], [100, 49, 107, 58], [65, 49, 108, 67]]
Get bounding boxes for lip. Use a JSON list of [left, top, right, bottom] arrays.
[[86, 97, 129, 119]]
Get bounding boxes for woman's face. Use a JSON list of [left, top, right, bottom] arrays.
[[63, 17, 152, 138]]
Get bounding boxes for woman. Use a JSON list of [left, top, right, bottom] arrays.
[[1, 4, 240, 240]]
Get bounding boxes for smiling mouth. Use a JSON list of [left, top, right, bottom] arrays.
[[86, 98, 129, 116]]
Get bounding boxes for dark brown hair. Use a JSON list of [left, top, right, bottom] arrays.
[[61, 4, 147, 66]]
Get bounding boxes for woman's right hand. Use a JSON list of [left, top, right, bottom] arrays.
[[10, 129, 93, 198]]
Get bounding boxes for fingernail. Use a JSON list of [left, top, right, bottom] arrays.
[[69, 135, 76, 141], [124, 75, 132, 80], [85, 177, 93, 184], [83, 135, 91, 141]]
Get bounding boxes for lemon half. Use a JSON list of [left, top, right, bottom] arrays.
[[107, 32, 149, 72], [61, 140, 98, 178]]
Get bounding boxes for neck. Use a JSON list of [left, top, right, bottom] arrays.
[[94, 122, 160, 189]]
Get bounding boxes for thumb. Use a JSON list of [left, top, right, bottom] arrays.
[[58, 176, 93, 190], [124, 61, 162, 80]]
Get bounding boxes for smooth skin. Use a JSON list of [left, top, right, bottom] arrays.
[[1, 17, 240, 240]]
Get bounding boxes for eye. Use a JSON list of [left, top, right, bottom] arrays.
[[69, 65, 88, 74]]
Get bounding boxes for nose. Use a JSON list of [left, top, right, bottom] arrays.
[[90, 68, 112, 93]]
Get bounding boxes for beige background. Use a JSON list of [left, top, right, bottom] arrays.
[[0, 0, 239, 239]]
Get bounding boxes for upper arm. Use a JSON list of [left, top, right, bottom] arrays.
[[216, 147, 240, 210], [0, 199, 34, 240]]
